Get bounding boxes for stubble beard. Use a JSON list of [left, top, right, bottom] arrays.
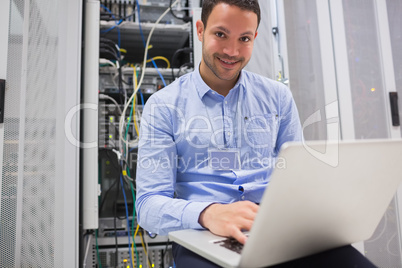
[[202, 43, 246, 82]]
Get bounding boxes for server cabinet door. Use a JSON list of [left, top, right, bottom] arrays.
[[280, 0, 340, 142], [330, 0, 402, 266], [0, 0, 82, 267]]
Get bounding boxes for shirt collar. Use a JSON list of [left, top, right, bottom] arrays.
[[193, 63, 246, 99]]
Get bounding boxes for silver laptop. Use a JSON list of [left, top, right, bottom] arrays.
[[169, 139, 402, 268]]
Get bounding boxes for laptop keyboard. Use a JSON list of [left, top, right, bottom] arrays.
[[213, 237, 244, 254]]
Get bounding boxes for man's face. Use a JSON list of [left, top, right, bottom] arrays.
[[197, 3, 258, 84]]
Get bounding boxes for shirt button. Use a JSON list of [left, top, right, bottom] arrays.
[[241, 196, 245, 200], [227, 132, 231, 136]]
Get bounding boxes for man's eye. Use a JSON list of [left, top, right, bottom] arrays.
[[240, 37, 250, 42], [216, 32, 225, 38]]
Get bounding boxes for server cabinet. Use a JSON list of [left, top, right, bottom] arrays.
[[0, 0, 82, 267]]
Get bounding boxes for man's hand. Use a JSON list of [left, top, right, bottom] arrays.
[[198, 201, 259, 244]]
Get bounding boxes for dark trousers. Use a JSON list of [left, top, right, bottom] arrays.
[[172, 242, 378, 268]]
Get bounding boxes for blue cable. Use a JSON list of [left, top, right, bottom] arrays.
[[139, 90, 145, 107], [135, 0, 147, 47], [120, 173, 133, 267], [135, 0, 167, 86], [151, 60, 167, 87], [100, 24, 118, 34], [100, 4, 122, 51]]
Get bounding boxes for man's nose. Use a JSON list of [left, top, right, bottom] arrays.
[[222, 41, 240, 57]]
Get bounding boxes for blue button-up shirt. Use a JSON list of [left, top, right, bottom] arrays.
[[135, 66, 302, 235]]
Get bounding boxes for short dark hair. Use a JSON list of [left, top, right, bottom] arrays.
[[201, 0, 261, 28]]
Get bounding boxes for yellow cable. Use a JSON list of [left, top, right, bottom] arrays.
[[119, 0, 180, 147], [140, 232, 152, 268], [133, 93, 138, 134], [131, 224, 141, 268], [134, 224, 140, 238], [277, 71, 282, 81], [131, 243, 135, 268], [133, 64, 138, 92], [132, 65, 140, 137], [146, 56, 171, 69]]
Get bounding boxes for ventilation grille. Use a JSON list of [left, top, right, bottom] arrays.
[[1, 0, 60, 267]]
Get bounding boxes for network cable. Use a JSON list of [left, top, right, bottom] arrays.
[[118, 0, 181, 150]]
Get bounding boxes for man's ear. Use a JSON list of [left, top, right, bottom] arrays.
[[196, 20, 204, 42], [254, 30, 258, 39]]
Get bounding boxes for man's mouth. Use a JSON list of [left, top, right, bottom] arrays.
[[217, 57, 239, 65]]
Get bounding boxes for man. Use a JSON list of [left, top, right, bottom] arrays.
[[135, 0, 301, 266], [135, 1, 375, 267]]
